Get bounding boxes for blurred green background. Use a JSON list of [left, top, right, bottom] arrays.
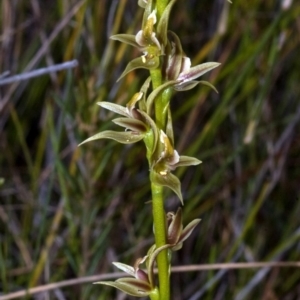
[[0, 0, 299, 299]]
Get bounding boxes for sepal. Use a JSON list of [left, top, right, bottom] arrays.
[[150, 170, 183, 204], [79, 130, 144, 146], [112, 117, 147, 132], [117, 56, 160, 81], [172, 155, 202, 168], [97, 102, 128, 116], [110, 34, 140, 49], [174, 80, 218, 93], [95, 279, 152, 297], [157, 0, 177, 47], [176, 62, 220, 83]]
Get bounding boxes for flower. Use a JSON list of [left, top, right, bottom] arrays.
[[78, 86, 158, 151], [166, 208, 201, 251], [94, 257, 158, 298], [163, 31, 221, 92], [150, 130, 202, 204]]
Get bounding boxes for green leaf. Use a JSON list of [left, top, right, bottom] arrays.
[[150, 170, 183, 204], [78, 130, 144, 146], [117, 56, 160, 82], [110, 34, 140, 48], [177, 62, 221, 82], [112, 117, 147, 132], [97, 102, 128, 116]]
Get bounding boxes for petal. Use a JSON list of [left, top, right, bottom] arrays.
[[141, 0, 154, 29], [168, 208, 183, 245], [112, 117, 147, 132], [97, 102, 128, 117], [117, 56, 160, 82], [139, 76, 152, 111], [135, 30, 148, 47], [127, 92, 144, 111], [150, 170, 183, 204], [167, 150, 180, 167], [138, 0, 148, 8], [179, 56, 192, 74], [160, 130, 176, 160], [135, 269, 150, 282], [177, 62, 221, 82], [164, 31, 184, 80], [110, 34, 141, 49], [78, 130, 144, 146]]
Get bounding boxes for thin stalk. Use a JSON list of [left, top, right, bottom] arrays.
[[151, 182, 170, 300]]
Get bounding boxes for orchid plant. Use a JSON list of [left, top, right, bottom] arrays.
[[80, 0, 221, 299]]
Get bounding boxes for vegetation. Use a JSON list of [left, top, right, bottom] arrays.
[[1, 0, 300, 299]]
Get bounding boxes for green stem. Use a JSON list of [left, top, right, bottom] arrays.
[[151, 182, 170, 300]]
